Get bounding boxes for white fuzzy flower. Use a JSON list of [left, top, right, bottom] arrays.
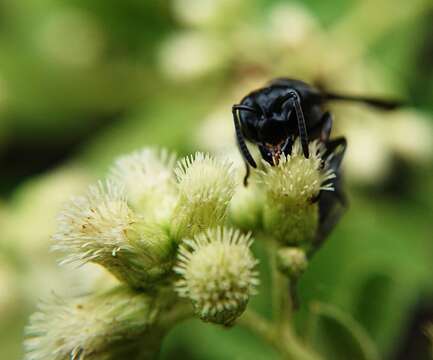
[[260, 139, 335, 203], [260, 139, 336, 245], [174, 227, 259, 325], [53, 180, 173, 288], [110, 148, 178, 220], [53, 180, 134, 265], [171, 153, 236, 240], [24, 287, 159, 360]]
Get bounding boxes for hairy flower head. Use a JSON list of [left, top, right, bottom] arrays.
[[110, 148, 177, 221], [24, 287, 159, 360], [171, 153, 236, 240], [260, 139, 336, 245], [174, 227, 259, 325], [53, 180, 174, 288], [261, 139, 335, 203]]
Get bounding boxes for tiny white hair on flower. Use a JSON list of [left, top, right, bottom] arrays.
[[52, 180, 135, 267], [260, 138, 338, 245], [171, 153, 237, 240], [24, 288, 158, 360], [52, 180, 175, 288], [260, 138, 336, 202], [174, 227, 259, 325], [110, 148, 178, 219], [175, 152, 236, 201]]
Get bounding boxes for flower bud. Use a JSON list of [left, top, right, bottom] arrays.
[[174, 227, 259, 325], [53, 180, 174, 289], [277, 247, 308, 278], [110, 148, 178, 221], [171, 153, 236, 241], [260, 139, 335, 245], [229, 181, 264, 231], [24, 286, 159, 360]]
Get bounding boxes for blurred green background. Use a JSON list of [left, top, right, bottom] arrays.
[[0, 0, 432, 359]]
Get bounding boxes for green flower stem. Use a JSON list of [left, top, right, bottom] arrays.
[[268, 241, 296, 329], [309, 302, 380, 360], [134, 300, 194, 360], [238, 309, 322, 360], [261, 239, 322, 360], [158, 300, 194, 332], [238, 309, 281, 351], [269, 242, 286, 324]]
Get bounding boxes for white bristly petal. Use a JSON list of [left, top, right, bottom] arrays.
[[260, 139, 338, 245], [24, 288, 159, 360], [110, 148, 178, 221], [171, 153, 237, 241]]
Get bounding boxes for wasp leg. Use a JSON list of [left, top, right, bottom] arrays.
[[320, 112, 333, 142], [324, 137, 347, 166], [307, 111, 333, 142], [311, 136, 347, 230], [319, 137, 347, 200], [232, 105, 257, 168], [288, 91, 310, 158], [309, 138, 348, 255], [243, 162, 250, 186], [310, 190, 347, 257], [232, 105, 257, 186], [282, 136, 294, 156]]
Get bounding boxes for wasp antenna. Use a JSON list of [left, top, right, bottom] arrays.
[[288, 91, 310, 158], [232, 105, 257, 168], [232, 104, 257, 113]]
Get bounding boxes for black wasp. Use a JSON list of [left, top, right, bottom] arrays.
[[232, 78, 401, 242]]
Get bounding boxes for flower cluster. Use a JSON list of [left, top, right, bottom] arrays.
[[229, 139, 337, 248], [52, 149, 240, 292], [25, 139, 343, 359]]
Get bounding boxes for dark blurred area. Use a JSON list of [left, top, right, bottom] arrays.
[[0, 0, 432, 359]]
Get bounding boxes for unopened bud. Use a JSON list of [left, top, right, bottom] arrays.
[[277, 247, 308, 278]]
